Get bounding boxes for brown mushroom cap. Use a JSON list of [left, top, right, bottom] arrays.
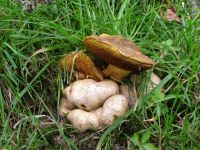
[[60, 51, 103, 81], [83, 34, 154, 73]]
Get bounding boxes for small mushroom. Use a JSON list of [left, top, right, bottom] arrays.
[[147, 73, 161, 94], [83, 34, 154, 81], [60, 51, 103, 81]]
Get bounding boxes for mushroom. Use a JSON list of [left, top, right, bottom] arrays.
[[60, 51, 103, 81], [83, 34, 154, 81], [59, 79, 119, 114], [147, 73, 161, 94], [100, 95, 128, 126]]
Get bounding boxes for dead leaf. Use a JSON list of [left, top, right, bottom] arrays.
[[161, 8, 181, 23]]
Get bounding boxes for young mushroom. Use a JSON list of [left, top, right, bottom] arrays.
[[147, 73, 161, 94], [83, 34, 154, 81], [60, 51, 103, 81]]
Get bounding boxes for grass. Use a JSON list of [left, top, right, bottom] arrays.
[[0, 0, 200, 149]]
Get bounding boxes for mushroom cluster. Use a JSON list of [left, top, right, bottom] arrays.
[[59, 34, 160, 132]]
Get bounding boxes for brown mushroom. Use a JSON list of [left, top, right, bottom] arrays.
[[60, 51, 103, 81], [83, 34, 154, 81]]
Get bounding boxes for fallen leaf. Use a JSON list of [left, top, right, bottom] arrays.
[[161, 8, 181, 22]]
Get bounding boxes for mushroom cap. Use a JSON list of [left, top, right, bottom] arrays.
[[60, 51, 103, 81], [83, 34, 154, 73]]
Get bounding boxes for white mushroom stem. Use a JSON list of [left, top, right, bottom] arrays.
[[92, 107, 102, 120], [103, 64, 131, 81]]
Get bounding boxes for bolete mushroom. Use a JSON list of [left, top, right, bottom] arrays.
[[60, 51, 103, 81], [83, 34, 154, 81]]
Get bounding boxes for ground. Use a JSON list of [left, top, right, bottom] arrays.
[[0, 0, 200, 149]]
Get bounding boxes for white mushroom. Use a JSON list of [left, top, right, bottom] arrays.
[[147, 73, 161, 93]]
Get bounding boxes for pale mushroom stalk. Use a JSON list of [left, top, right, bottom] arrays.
[[147, 73, 161, 94], [59, 79, 131, 131], [65, 94, 128, 131]]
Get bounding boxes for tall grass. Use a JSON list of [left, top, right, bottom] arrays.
[[0, 0, 199, 149]]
